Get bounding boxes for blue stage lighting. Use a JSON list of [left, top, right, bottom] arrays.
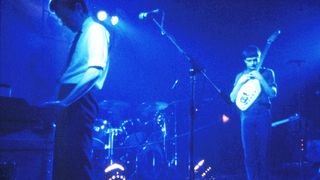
[[97, 10, 108, 21], [111, 16, 119, 26]]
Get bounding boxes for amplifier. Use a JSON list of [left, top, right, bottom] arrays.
[[0, 128, 54, 180]]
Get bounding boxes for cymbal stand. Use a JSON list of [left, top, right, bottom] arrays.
[[297, 64, 306, 180], [105, 128, 121, 165], [162, 115, 167, 159], [171, 103, 178, 167], [289, 60, 306, 179]]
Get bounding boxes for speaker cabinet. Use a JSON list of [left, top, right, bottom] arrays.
[[0, 129, 54, 180]]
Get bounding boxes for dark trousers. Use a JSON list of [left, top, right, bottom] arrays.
[[52, 84, 98, 180], [241, 109, 271, 180]]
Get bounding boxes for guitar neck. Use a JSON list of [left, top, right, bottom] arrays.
[[257, 30, 281, 70], [257, 42, 272, 70]]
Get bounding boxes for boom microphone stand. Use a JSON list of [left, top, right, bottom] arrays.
[[143, 10, 230, 179], [287, 59, 306, 180]]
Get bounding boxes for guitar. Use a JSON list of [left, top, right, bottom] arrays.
[[235, 30, 281, 111], [271, 113, 301, 127]]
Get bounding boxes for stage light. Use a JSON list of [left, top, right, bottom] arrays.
[[105, 163, 125, 172], [104, 163, 126, 180], [194, 165, 200, 171], [97, 10, 108, 21], [194, 159, 205, 171], [198, 159, 204, 166], [93, 126, 100, 132], [194, 159, 215, 179], [222, 114, 230, 123], [111, 16, 119, 26]]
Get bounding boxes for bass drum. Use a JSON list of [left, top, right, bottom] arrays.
[[135, 144, 168, 180], [121, 119, 146, 149]]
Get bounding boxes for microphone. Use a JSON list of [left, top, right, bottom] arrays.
[[138, 9, 160, 20]]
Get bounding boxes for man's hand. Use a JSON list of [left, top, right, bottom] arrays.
[[248, 70, 264, 81], [237, 74, 251, 86]]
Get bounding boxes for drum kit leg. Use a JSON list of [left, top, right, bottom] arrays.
[[91, 101, 178, 179]]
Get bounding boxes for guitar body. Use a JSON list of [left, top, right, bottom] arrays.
[[235, 30, 281, 111], [236, 79, 261, 111]]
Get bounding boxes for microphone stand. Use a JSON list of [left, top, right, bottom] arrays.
[[150, 14, 228, 180]]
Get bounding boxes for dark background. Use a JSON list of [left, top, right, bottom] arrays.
[[1, 0, 320, 178]]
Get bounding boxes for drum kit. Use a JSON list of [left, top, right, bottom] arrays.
[[91, 100, 177, 179]]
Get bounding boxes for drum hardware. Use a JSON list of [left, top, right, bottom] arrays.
[[98, 100, 131, 128], [92, 117, 125, 167], [144, 112, 167, 142], [169, 104, 178, 168], [120, 119, 146, 148], [92, 100, 132, 179], [122, 101, 175, 178], [93, 119, 110, 134], [137, 101, 168, 113], [92, 100, 180, 179], [105, 128, 125, 163], [99, 100, 131, 111], [135, 143, 167, 179]]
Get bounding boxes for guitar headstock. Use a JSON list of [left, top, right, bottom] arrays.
[[267, 30, 281, 44]]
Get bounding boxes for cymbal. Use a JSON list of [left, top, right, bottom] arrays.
[[98, 100, 130, 110], [137, 101, 168, 112]]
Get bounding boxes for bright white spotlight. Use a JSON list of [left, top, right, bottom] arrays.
[[97, 10, 108, 21], [104, 163, 126, 180], [194, 159, 205, 171], [104, 163, 125, 173], [198, 159, 205, 166], [222, 114, 230, 123], [111, 16, 119, 26]]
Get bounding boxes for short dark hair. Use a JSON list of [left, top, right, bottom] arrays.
[[49, 0, 88, 14], [242, 45, 261, 59]]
